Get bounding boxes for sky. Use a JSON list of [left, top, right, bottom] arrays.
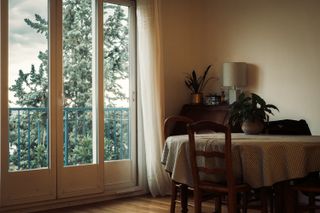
[[9, 0, 48, 105], [8, 0, 130, 108]]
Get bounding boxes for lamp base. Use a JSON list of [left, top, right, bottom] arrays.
[[228, 88, 240, 104]]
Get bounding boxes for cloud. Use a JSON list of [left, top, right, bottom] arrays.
[[8, 0, 48, 98], [9, 0, 47, 17], [9, 0, 47, 43]]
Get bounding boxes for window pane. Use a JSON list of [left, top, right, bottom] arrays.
[[63, 0, 94, 166], [8, 0, 49, 171], [104, 3, 130, 161]]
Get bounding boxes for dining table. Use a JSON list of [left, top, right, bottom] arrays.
[[161, 133, 320, 213]]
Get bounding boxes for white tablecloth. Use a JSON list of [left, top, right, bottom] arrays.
[[161, 133, 320, 188]]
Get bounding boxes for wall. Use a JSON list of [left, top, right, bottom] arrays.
[[162, 0, 320, 134], [161, 0, 207, 116]]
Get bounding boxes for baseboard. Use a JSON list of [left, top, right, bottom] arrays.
[[0, 186, 147, 213]]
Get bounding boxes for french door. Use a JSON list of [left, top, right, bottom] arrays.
[[1, 0, 56, 205], [102, 0, 137, 191], [57, 0, 104, 198], [0, 0, 136, 206]]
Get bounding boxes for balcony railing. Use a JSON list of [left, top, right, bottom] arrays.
[[8, 107, 129, 171]]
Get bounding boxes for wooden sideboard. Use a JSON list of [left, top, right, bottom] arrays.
[[170, 104, 243, 135], [179, 104, 230, 125]]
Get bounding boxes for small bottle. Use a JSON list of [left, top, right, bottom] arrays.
[[221, 91, 225, 103]]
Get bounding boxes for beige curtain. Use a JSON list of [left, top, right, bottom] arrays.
[[136, 0, 171, 196]]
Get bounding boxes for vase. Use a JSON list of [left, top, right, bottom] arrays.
[[191, 93, 203, 105], [241, 120, 264, 134]]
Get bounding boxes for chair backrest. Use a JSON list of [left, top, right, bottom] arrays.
[[265, 119, 311, 135], [180, 105, 230, 125], [163, 115, 193, 147], [187, 121, 235, 189]]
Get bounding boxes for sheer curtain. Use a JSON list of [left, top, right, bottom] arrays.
[[136, 0, 171, 196]]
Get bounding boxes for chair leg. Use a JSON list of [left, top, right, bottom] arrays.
[[242, 192, 248, 213], [214, 196, 222, 213], [260, 188, 268, 213], [308, 193, 315, 213], [227, 191, 237, 213], [170, 181, 177, 213], [180, 184, 189, 213], [193, 189, 202, 213], [293, 189, 299, 213], [269, 189, 274, 213]]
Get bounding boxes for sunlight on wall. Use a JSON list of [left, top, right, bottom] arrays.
[[162, 0, 320, 134]]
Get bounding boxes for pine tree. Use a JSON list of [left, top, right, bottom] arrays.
[[9, 1, 130, 169], [104, 3, 129, 106]]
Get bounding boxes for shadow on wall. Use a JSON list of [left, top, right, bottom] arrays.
[[247, 63, 259, 91]]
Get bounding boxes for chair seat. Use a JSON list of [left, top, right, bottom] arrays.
[[290, 174, 320, 212], [291, 178, 320, 194], [200, 180, 251, 194]]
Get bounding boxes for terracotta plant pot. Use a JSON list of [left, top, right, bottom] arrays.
[[191, 93, 203, 105], [241, 120, 264, 134]]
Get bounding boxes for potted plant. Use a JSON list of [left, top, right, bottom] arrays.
[[184, 65, 214, 104], [229, 93, 279, 134]]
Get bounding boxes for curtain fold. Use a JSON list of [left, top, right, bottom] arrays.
[[136, 0, 171, 196]]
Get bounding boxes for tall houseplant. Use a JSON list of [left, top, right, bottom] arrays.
[[229, 93, 279, 134], [184, 65, 214, 104]]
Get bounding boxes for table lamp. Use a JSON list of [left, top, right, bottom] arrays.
[[223, 62, 247, 104]]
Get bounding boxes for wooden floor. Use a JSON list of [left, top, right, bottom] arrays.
[[40, 195, 260, 213]]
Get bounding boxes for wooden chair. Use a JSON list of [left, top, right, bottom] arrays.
[[164, 116, 232, 212], [164, 115, 193, 213], [290, 172, 320, 213], [164, 115, 193, 142], [187, 120, 251, 213]]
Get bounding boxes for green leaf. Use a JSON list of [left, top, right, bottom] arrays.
[[184, 65, 214, 93], [229, 92, 279, 125]]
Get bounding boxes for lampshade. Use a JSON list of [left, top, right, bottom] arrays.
[[223, 62, 247, 87]]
